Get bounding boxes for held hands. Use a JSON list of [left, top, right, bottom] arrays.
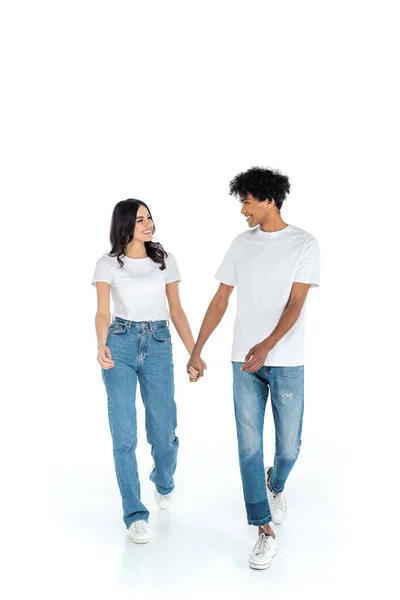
[[240, 340, 273, 373], [97, 346, 115, 369], [186, 353, 207, 383]]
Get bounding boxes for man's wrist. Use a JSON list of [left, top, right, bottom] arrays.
[[262, 337, 275, 351], [191, 342, 202, 357]]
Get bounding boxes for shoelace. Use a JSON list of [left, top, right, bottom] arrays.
[[255, 534, 271, 556], [134, 521, 147, 534], [157, 491, 172, 501]]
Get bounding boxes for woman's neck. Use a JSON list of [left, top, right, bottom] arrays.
[[125, 240, 148, 259]]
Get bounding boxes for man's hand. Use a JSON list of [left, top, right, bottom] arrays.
[[187, 353, 207, 382], [241, 340, 272, 373]]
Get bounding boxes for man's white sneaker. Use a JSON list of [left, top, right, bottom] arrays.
[[265, 466, 287, 525], [249, 533, 278, 570], [154, 488, 174, 509], [128, 520, 150, 544]]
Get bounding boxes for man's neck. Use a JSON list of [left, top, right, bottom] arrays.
[[259, 216, 288, 233]]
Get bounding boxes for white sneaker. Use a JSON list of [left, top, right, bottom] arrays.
[[265, 466, 287, 525], [249, 533, 278, 570], [154, 488, 174, 509], [128, 520, 150, 544]]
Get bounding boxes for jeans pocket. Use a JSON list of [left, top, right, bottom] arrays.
[[108, 322, 127, 335], [152, 326, 171, 342], [275, 366, 304, 379]]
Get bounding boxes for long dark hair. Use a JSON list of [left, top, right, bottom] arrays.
[[108, 199, 167, 269]]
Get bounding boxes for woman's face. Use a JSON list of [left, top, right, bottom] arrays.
[[133, 204, 154, 242]]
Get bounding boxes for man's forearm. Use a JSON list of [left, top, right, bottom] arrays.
[[192, 299, 228, 356], [265, 303, 302, 349]]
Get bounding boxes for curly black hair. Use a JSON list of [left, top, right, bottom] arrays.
[[229, 167, 291, 210]]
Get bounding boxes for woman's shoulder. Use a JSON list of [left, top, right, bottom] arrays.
[[165, 250, 177, 262], [94, 253, 121, 276], [96, 252, 118, 266]]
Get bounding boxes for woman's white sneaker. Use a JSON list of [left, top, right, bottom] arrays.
[[128, 520, 150, 544], [265, 466, 287, 524], [154, 488, 174, 509], [249, 534, 278, 570]]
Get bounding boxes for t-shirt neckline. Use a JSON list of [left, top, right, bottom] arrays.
[[123, 255, 151, 261], [255, 224, 292, 238]]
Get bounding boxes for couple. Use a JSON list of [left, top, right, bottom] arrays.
[[92, 166, 320, 570]]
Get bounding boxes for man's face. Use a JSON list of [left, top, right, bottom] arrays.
[[240, 193, 269, 228]]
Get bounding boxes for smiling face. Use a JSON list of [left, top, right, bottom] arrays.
[[240, 193, 271, 227], [133, 204, 154, 242]]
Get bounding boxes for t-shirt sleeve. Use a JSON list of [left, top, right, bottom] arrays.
[[214, 242, 237, 286], [165, 252, 182, 284], [91, 256, 113, 286], [294, 237, 320, 288]]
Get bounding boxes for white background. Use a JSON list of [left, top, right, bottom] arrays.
[[1, 1, 399, 598]]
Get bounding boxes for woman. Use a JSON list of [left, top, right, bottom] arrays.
[[92, 199, 204, 544]]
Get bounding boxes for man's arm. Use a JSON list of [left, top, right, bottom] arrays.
[[187, 283, 234, 378], [241, 282, 311, 372]]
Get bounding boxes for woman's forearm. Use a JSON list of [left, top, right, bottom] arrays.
[[95, 313, 110, 350], [170, 309, 196, 354]]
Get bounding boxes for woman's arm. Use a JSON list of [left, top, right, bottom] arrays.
[[95, 282, 114, 369], [166, 282, 198, 355]]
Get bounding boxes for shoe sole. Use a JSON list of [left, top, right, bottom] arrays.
[[271, 507, 286, 525], [128, 537, 150, 544], [249, 549, 278, 570]]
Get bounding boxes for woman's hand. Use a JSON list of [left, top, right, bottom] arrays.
[[187, 357, 207, 382], [97, 346, 115, 369]]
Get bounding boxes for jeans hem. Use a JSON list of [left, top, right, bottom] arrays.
[[247, 517, 272, 526], [269, 480, 284, 494], [125, 516, 149, 529], [155, 484, 175, 496]]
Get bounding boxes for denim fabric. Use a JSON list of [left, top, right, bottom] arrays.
[[232, 362, 304, 526], [102, 317, 178, 528]]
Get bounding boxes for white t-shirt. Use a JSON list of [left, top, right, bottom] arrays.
[[92, 252, 181, 321], [215, 225, 320, 366]]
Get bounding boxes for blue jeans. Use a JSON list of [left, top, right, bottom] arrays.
[[101, 317, 178, 528], [232, 362, 304, 526]]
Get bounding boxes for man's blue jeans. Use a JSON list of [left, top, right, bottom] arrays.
[[232, 362, 304, 526], [102, 317, 178, 528]]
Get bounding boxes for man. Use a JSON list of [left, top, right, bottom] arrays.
[[187, 167, 320, 570]]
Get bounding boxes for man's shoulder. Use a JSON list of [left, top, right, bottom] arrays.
[[229, 229, 256, 246], [288, 224, 318, 244]]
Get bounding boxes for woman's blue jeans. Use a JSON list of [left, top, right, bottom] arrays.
[[102, 317, 178, 528], [232, 362, 304, 526]]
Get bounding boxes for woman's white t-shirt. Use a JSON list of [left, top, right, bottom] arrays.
[[92, 252, 181, 321], [215, 225, 320, 366]]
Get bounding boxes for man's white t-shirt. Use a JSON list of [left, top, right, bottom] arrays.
[[215, 225, 320, 366], [92, 252, 181, 321]]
